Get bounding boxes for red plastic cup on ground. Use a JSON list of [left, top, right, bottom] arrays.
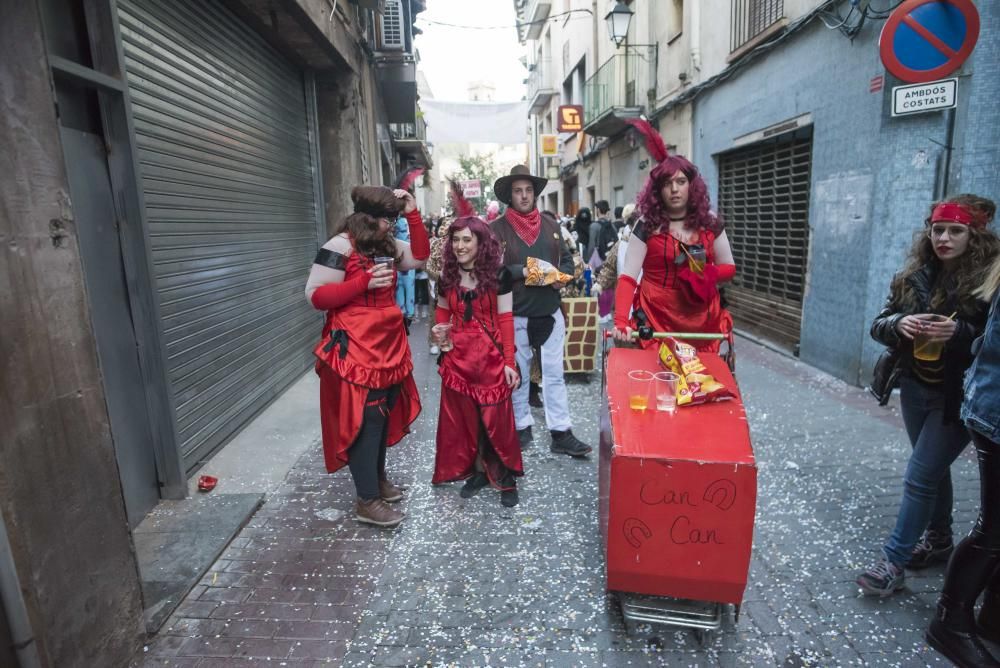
[[197, 475, 218, 492]]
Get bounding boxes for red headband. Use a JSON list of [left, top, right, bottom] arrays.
[[931, 202, 986, 228]]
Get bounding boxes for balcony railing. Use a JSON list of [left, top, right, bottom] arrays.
[[583, 47, 655, 132], [527, 59, 555, 111], [730, 0, 784, 53], [389, 114, 426, 142]]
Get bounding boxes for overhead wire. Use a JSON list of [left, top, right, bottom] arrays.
[[415, 8, 592, 31]]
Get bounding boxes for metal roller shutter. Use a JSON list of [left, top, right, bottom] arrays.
[[118, 0, 321, 471], [717, 129, 812, 349]]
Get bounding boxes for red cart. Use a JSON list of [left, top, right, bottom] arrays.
[[598, 344, 757, 643]]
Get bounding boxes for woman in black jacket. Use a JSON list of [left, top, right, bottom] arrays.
[[857, 194, 998, 597]]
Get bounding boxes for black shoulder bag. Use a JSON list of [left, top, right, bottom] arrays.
[[868, 347, 902, 406]]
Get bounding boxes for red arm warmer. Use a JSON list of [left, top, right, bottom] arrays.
[[405, 209, 430, 260], [310, 272, 368, 310], [435, 305, 451, 325], [498, 311, 516, 369], [613, 274, 639, 331], [716, 263, 736, 283]]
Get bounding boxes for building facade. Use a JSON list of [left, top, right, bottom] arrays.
[[1, 0, 431, 665], [517, 0, 999, 386]]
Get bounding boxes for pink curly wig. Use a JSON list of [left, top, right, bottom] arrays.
[[439, 216, 503, 295], [636, 155, 723, 238]]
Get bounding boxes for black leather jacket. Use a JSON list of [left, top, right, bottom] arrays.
[[871, 264, 987, 421]]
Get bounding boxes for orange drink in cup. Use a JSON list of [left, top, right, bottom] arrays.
[[912, 314, 949, 361], [627, 370, 654, 412]]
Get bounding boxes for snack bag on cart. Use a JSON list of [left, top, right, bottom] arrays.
[[525, 256, 574, 286], [658, 338, 735, 406]]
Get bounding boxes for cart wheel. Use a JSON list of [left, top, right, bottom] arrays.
[[694, 628, 714, 647]]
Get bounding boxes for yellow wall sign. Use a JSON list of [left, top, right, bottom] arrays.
[[540, 134, 558, 157]]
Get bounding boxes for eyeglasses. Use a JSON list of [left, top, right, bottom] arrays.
[[928, 224, 969, 238]]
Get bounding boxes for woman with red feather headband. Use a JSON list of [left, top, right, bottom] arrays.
[[430, 182, 523, 507], [305, 182, 430, 528], [611, 119, 737, 352]]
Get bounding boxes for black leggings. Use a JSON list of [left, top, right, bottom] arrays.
[[347, 386, 398, 500], [940, 430, 1000, 609], [969, 430, 1000, 552]]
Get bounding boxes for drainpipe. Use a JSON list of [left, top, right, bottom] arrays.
[[934, 108, 956, 200], [690, 0, 701, 75], [0, 510, 42, 668]]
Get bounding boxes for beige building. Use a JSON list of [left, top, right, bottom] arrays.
[[515, 0, 823, 217]]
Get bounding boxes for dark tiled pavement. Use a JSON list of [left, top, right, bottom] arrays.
[[136, 320, 985, 667]]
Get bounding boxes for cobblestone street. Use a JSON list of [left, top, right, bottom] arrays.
[[137, 322, 984, 667]]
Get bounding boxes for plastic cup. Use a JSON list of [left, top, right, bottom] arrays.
[[373, 256, 395, 268], [913, 315, 948, 361], [431, 323, 453, 351], [654, 371, 680, 413], [627, 370, 654, 412]]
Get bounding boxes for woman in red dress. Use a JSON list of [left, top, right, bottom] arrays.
[[612, 121, 737, 352], [305, 185, 429, 528], [431, 194, 523, 507]]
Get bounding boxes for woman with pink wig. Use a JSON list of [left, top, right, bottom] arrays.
[[611, 120, 737, 352], [430, 185, 523, 507]]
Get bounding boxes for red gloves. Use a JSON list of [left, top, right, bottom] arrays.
[[717, 263, 736, 283], [435, 305, 451, 325], [498, 311, 516, 369], [613, 274, 639, 331], [310, 272, 368, 310], [405, 209, 430, 260]]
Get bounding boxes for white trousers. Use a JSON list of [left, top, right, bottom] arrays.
[[512, 310, 572, 432]]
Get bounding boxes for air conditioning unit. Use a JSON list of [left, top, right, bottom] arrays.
[[378, 0, 405, 50], [351, 0, 385, 11]]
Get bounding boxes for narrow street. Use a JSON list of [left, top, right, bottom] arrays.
[[138, 322, 980, 667]]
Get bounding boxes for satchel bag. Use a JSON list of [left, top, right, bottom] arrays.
[[868, 347, 902, 406]]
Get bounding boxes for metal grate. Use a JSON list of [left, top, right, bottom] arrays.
[[730, 0, 784, 52], [118, 0, 321, 472], [379, 0, 405, 50], [717, 129, 812, 348]]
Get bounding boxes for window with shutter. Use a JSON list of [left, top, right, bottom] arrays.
[[717, 128, 812, 348]]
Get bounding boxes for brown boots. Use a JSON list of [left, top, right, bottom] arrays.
[[355, 497, 404, 527], [378, 477, 404, 503]]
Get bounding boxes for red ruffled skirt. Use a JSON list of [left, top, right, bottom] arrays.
[[433, 324, 522, 487], [315, 303, 420, 473], [635, 280, 733, 353]]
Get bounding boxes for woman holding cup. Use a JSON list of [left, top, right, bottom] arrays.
[[430, 184, 523, 507], [305, 185, 430, 528], [857, 195, 999, 596]]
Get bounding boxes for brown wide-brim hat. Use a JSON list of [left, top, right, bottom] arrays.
[[493, 165, 548, 206]]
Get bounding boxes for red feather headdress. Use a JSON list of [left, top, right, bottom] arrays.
[[448, 180, 477, 219], [395, 167, 425, 192], [624, 118, 668, 163]]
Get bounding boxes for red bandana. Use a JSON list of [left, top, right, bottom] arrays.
[[931, 202, 987, 228], [506, 208, 542, 245]]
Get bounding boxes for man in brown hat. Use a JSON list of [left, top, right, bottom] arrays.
[[491, 165, 591, 458]]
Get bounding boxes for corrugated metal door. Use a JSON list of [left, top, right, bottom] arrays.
[[118, 0, 320, 472], [717, 129, 812, 348]]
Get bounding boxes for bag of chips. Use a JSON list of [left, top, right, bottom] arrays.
[[524, 256, 574, 286], [658, 338, 734, 406]]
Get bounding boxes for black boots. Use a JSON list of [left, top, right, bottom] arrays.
[[517, 426, 533, 448], [550, 429, 592, 458], [926, 539, 1000, 667], [459, 473, 489, 499], [926, 599, 1000, 667], [980, 587, 1000, 644]]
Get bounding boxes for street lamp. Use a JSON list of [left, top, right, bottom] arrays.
[[605, 1, 634, 48]]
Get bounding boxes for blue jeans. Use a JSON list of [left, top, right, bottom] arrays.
[[396, 270, 415, 317], [882, 377, 971, 566]]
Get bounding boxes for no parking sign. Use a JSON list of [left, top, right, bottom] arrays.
[[879, 0, 980, 84]]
